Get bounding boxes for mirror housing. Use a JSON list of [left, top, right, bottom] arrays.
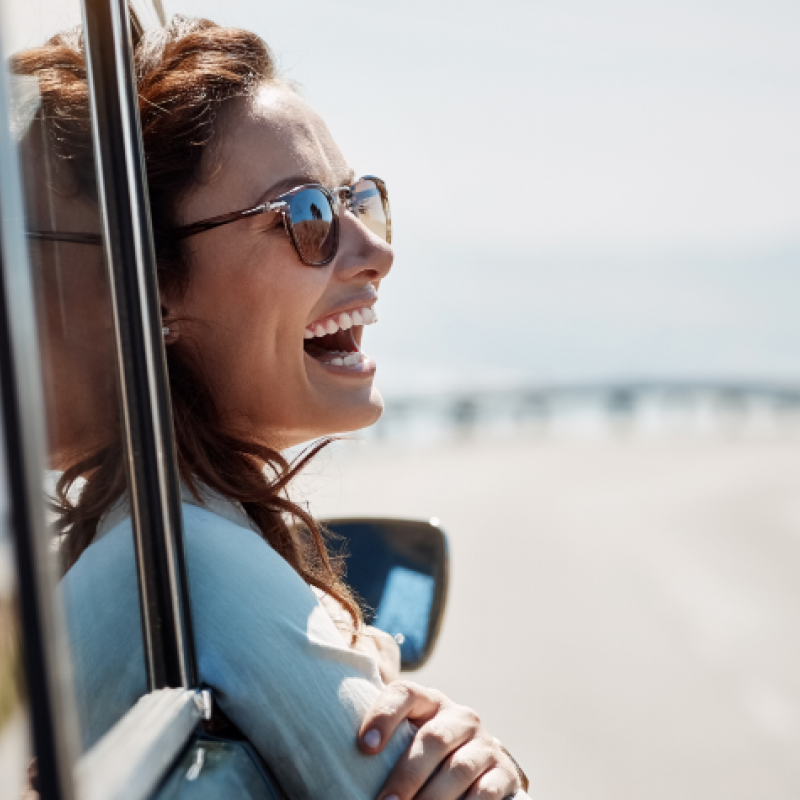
[[322, 517, 449, 671]]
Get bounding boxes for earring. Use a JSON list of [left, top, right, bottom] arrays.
[[162, 323, 179, 345]]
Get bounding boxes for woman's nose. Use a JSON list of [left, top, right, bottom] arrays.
[[334, 210, 393, 284]]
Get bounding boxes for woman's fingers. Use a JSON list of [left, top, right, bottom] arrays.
[[465, 764, 522, 800], [359, 681, 444, 754], [414, 735, 500, 800], [360, 681, 524, 800], [373, 704, 483, 799]]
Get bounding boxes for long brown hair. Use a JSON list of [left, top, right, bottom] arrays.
[[13, 16, 362, 629]]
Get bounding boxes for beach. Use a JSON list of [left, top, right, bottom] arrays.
[[306, 435, 800, 800]]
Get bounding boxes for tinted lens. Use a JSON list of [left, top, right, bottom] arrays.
[[351, 178, 391, 244], [287, 187, 336, 264]]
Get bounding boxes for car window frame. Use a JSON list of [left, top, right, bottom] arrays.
[[81, 0, 197, 693]]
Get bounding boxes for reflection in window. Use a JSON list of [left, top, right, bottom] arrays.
[[8, 26, 146, 751]]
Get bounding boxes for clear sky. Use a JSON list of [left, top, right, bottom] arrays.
[[14, 0, 800, 389], [163, 0, 800, 252]]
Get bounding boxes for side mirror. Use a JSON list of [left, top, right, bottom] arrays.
[[322, 517, 449, 671]]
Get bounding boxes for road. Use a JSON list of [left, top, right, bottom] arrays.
[[303, 435, 800, 800]]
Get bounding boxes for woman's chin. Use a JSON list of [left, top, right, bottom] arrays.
[[319, 386, 384, 436], [274, 387, 384, 449], [355, 385, 384, 429]]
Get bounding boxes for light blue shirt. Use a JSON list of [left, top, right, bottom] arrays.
[[61, 493, 414, 799]]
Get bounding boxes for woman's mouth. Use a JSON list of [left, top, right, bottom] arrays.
[[303, 305, 377, 374]]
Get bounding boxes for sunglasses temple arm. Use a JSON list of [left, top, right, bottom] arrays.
[[173, 200, 287, 239]]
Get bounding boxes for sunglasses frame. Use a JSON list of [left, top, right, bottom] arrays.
[[172, 175, 391, 267], [25, 176, 391, 268]]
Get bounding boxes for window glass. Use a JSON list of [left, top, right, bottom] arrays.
[[2, 0, 148, 754]]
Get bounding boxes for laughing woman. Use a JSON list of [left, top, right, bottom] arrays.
[[16, 16, 529, 800]]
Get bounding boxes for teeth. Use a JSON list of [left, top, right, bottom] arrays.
[[306, 307, 377, 339], [319, 350, 368, 367]]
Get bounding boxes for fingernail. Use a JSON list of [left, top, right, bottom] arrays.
[[384, 796, 399, 800], [364, 729, 381, 749]]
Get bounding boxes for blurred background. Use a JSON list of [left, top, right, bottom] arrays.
[[158, 1, 800, 798], [19, 0, 796, 796]]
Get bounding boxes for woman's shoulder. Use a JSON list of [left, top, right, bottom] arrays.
[[63, 496, 404, 797], [179, 502, 312, 602], [66, 498, 325, 666], [91, 498, 306, 593], [70, 496, 310, 622]]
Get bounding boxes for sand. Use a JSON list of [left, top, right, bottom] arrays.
[[303, 435, 800, 800]]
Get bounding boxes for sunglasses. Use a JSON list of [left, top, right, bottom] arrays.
[[26, 175, 391, 268], [173, 175, 392, 267]]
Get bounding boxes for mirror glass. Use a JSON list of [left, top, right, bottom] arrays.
[[323, 518, 448, 670]]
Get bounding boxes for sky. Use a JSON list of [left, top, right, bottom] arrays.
[[159, 0, 800, 249], [10, 0, 800, 391], [161, 0, 800, 391]]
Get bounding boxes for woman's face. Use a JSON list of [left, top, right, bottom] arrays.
[[171, 84, 393, 449]]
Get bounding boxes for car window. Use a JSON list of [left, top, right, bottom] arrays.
[[3, 0, 148, 753]]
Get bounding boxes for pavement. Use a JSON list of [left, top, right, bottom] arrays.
[[303, 435, 800, 800]]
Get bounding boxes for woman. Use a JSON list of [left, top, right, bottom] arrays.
[[16, 16, 529, 799]]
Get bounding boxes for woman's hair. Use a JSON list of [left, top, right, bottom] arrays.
[[12, 16, 362, 630]]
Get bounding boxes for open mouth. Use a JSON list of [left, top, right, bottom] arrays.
[[303, 306, 377, 371]]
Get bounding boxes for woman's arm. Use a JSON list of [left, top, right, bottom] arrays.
[[182, 505, 414, 799], [316, 571, 527, 798], [63, 505, 525, 799], [190, 507, 526, 800], [63, 507, 413, 799]]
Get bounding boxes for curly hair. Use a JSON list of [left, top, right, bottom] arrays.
[[12, 15, 362, 631]]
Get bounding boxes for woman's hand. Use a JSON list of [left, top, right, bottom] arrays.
[[358, 681, 523, 799]]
